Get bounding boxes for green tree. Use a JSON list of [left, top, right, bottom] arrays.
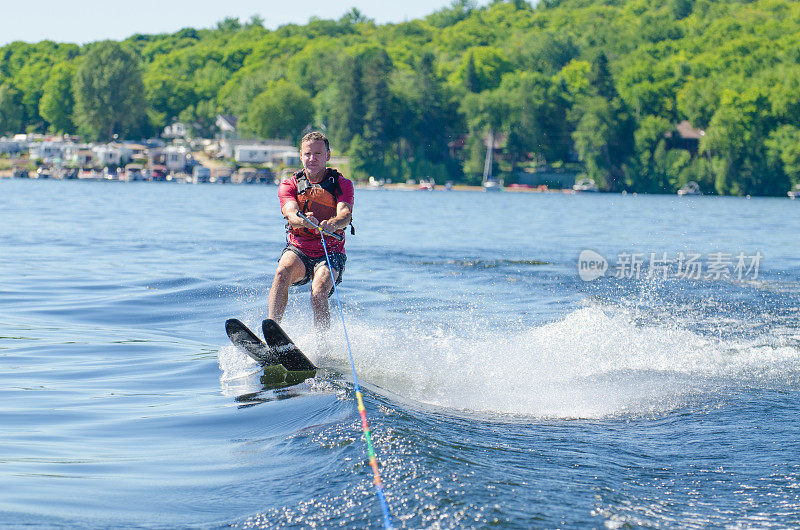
[[339, 7, 371, 25], [1, 41, 79, 132], [498, 71, 571, 168], [242, 80, 313, 141], [629, 115, 694, 192], [765, 125, 800, 187], [220, 65, 283, 120], [700, 88, 785, 196], [144, 69, 196, 129], [676, 78, 719, 129], [391, 52, 460, 181], [360, 47, 396, 150], [0, 84, 24, 135], [286, 39, 342, 95], [569, 53, 635, 191], [557, 60, 592, 97], [5, 0, 800, 193], [328, 45, 398, 178], [669, 0, 693, 19], [462, 52, 481, 93], [511, 31, 578, 76], [216, 17, 242, 32], [451, 47, 512, 94], [39, 62, 76, 134], [461, 88, 510, 179], [14, 61, 52, 131], [572, 95, 634, 191], [178, 99, 218, 138], [588, 52, 618, 101], [426, 0, 477, 28], [73, 41, 147, 141]]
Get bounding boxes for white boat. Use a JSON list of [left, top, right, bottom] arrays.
[[482, 130, 503, 192], [788, 184, 800, 199], [367, 176, 385, 189], [572, 178, 599, 192], [677, 181, 702, 196], [483, 179, 502, 192]]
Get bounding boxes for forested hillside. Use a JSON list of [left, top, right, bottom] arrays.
[[2, 0, 800, 195]]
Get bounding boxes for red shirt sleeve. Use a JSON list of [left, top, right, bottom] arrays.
[[337, 176, 355, 207], [278, 177, 298, 210]]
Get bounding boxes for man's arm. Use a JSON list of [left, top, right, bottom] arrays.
[[319, 201, 352, 233], [283, 200, 351, 232], [281, 200, 309, 230]]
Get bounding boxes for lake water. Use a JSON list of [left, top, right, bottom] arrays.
[[1, 179, 799, 528]]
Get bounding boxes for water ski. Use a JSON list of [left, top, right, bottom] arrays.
[[225, 318, 316, 386], [261, 319, 317, 371]]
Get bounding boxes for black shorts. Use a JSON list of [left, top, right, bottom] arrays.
[[282, 244, 346, 296]]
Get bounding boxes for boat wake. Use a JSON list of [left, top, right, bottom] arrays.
[[286, 303, 800, 419]]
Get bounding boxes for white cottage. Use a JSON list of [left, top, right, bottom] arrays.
[[163, 122, 188, 139], [235, 145, 269, 164], [234, 144, 300, 166], [92, 144, 124, 166], [165, 145, 191, 172], [29, 141, 71, 163]]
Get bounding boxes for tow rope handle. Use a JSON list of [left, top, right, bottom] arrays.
[[295, 211, 344, 241]]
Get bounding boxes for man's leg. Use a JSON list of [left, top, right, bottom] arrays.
[[310, 264, 339, 330], [268, 251, 307, 323]]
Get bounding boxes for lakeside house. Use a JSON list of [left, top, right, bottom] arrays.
[[125, 163, 146, 181], [665, 120, 704, 155], [3, 130, 305, 184], [162, 122, 188, 139], [216, 137, 293, 159], [234, 145, 271, 164], [29, 140, 72, 164], [0, 138, 26, 155], [148, 145, 193, 172], [92, 144, 124, 167], [27, 140, 144, 168], [215, 115, 238, 139], [234, 143, 300, 167], [70, 146, 94, 166], [192, 165, 212, 183]]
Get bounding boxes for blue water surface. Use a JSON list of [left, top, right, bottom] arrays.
[[1, 179, 799, 528]]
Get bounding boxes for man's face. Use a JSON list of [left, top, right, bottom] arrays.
[[300, 140, 330, 177]]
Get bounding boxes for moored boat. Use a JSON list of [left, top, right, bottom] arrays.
[[677, 181, 702, 196], [482, 130, 503, 192], [572, 178, 599, 192]]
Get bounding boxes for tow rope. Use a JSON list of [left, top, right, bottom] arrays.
[[306, 215, 392, 529]]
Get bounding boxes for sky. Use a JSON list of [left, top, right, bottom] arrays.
[[0, 0, 490, 47]]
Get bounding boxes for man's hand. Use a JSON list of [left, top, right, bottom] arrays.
[[318, 218, 339, 232], [300, 212, 320, 230]]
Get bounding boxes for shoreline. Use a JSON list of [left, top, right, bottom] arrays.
[[0, 174, 576, 193], [2, 173, 792, 198]]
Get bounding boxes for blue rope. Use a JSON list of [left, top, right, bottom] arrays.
[[318, 229, 393, 530]]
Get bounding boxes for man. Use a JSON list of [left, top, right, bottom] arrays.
[[268, 132, 354, 330]]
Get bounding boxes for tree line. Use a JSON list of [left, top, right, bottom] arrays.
[[1, 0, 799, 195]]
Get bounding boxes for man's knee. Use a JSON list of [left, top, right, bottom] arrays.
[[274, 253, 306, 285], [311, 277, 332, 298], [272, 264, 293, 285], [310, 268, 334, 296]]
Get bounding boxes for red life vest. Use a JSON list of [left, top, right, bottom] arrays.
[[291, 168, 346, 239]]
